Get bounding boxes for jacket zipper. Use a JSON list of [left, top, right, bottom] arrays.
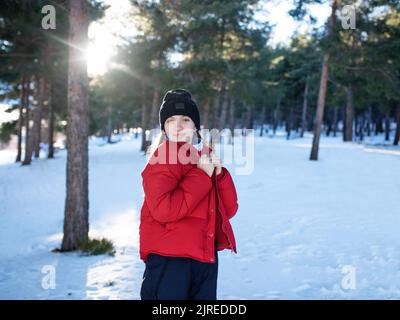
[[213, 172, 234, 250]]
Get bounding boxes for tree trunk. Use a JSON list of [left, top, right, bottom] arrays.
[[211, 95, 218, 130], [140, 84, 150, 152], [228, 95, 235, 144], [333, 106, 338, 137], [23, 83, 31, 162], [300, 75, 309, 138], [48, 81, 55, 159], [273, 97, 281, 135], [218, 84, 228, 130], [61, 0, 89, 251], [240, 109, 246, 134], [22, 76, 45, 165], [106, 106, 113, 143], [394, 105, 400, 146], [384, 110, 390, 141], [286, 107, 293, 140], [246, 104, 254, 130], [149, 87, 160, 129], [375, 113, 383, 135], [310, 0, 337, 160], [259, 105, 266, 137], [326, 108, 333, 137], [202, 97, 210, 130], [344, 85, 354, 141], [34, 77, 46, 158], [310, 52, 330, 160], [366, 106, 372, 137], [16, 76, 26, 163], [359, 114, 365, 141], [151, 89, 160, 128], [35, 41, 53, 159]]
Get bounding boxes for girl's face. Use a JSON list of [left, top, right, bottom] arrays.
[[164, 115, 196, 143]]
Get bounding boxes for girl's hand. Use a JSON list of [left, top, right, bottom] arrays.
[[210, 153, 222, 175], [197, 154, 215, 177]]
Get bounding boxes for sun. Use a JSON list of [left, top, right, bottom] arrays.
[[84, 0, 137, 77], [85, 19, 116, 77], [85, 33, 113, 77]]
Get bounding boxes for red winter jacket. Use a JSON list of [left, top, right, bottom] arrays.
[[139, 140, 238, 263]]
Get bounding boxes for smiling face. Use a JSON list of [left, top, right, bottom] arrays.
[[164, 115, 196, 143]]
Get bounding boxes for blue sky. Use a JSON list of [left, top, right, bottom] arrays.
[[255, 0, 331, 46]]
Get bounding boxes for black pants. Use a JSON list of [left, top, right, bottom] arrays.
[[140, 251, 218, 300]]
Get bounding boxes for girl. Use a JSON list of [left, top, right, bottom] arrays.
[[139, 89, 238, 300]]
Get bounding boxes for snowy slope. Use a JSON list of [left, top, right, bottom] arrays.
[[0, 131, 399, 299]]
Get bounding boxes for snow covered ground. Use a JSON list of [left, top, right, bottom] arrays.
[[0, 131, 399, 299]]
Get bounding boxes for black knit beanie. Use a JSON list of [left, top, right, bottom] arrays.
[[159, 89, 201, 132]]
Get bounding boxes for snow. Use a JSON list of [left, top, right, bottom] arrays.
[[0, 130, 399, 299]]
